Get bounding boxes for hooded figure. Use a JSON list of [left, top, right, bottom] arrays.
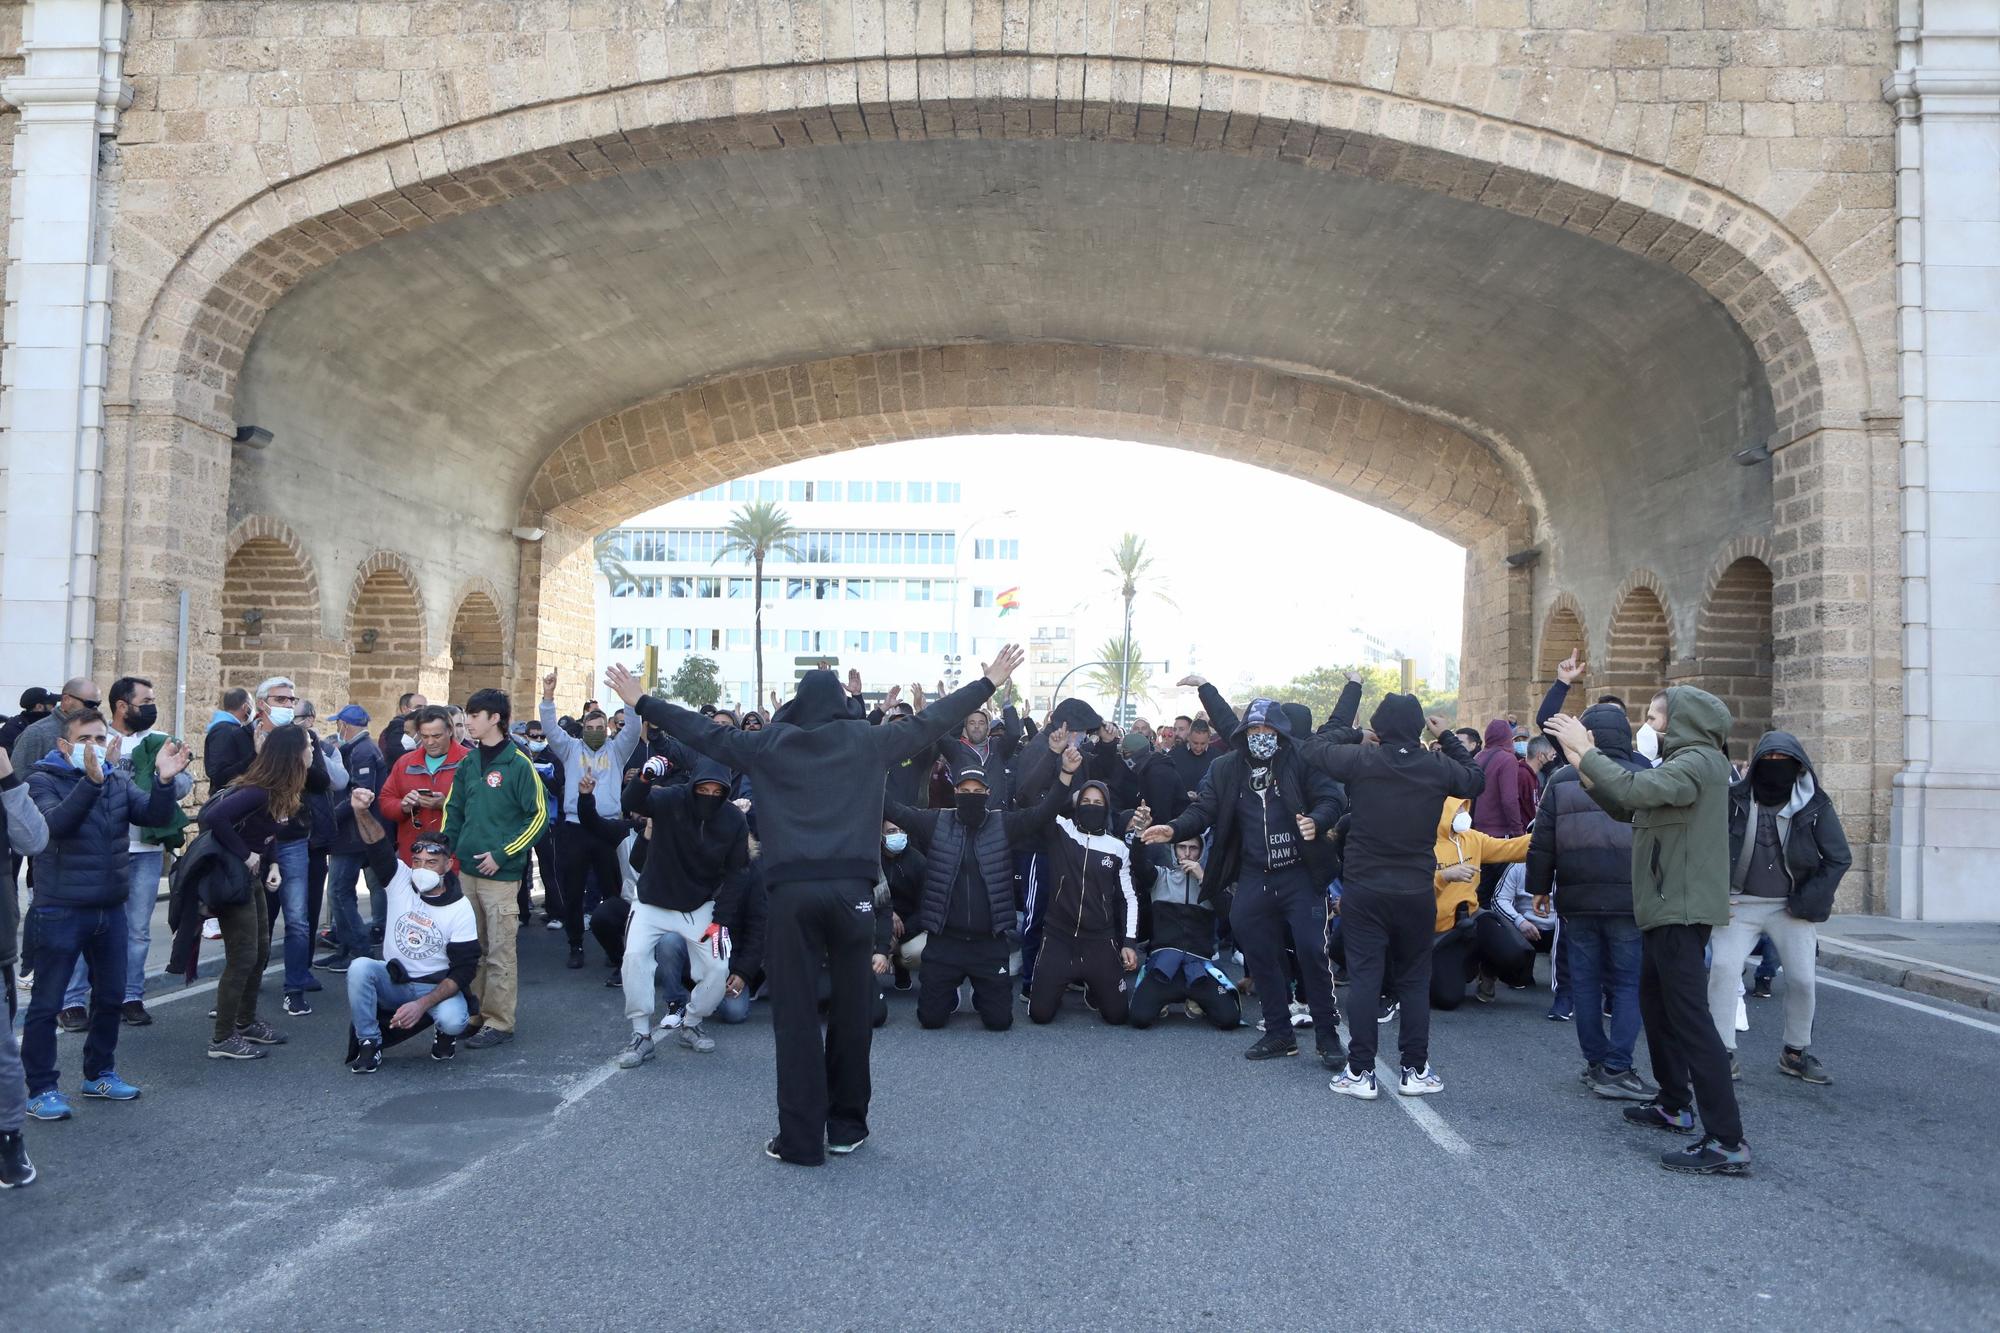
[[1296, 693, 1483, 1097], [1425, 796, 1536, 1013], [1705, 730, 1850, 1086], [1157, 697, 1349, 1058], [621, 658, 1017, 1167], [1471, 717, 1537, 841], [1564, 685, 1749, 1172], [1030, 778, 1144, 1026]]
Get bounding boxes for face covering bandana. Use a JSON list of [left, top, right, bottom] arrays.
[[691, 791, 725, 822], [266, 706, 296, 727], [1073, 804, 1109, 835], [410, 867, 443, 893], [954, 791, 989, 830], [1751, 758, 1800, 808], [883, 831, 908, 854], [129, 704, 159, 734], [583, 730, 607, 751], [1246, 732, 1280, 761], [1451, 808, 1473, 835]]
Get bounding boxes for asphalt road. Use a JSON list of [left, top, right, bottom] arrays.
[[5, 921, 1998, 1331]]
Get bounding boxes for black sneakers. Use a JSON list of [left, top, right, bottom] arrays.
[[431, 1029, 458, 1062], [349, 1039, 382, 1074], [120, 1001, 152, 1026], [0, 1130, 35, 1189], [1661, 1136, 1752, 1176], [1622, 1101, 1696, 1132], [1245, 1032, 1298, 1061], [566, 946, 585, 969]]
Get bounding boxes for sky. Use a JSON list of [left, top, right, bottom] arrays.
[[627, 434, 1466, 699]]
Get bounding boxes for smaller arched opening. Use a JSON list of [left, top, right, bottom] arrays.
[[447, 590, 508, 708], [1696, 556, 1775, 743], [346, 556, 426, 728], [1535, 599, 1590, 718], [220, 522, 340, 708], [1603, 583, 1675, 728]]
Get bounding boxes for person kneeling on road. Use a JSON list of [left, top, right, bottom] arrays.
[[1128, 836, 1242, 1031], [345, 788, 479, 1073]]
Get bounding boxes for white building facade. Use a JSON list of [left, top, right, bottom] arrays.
[[596, 473, 1023, 712]]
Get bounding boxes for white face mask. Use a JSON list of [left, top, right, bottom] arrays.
[[1450, 809, 1472, 835], [527, 738, 548, 754], [410, 866, 443, 893], [70, 742, 109, 771], [266, 706, 295, 727]]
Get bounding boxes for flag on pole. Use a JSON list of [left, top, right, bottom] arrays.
[[996, 587, 1021, 616]]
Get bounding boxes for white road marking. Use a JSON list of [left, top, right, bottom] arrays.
[[146, 960, 285, 1006], [1819, 938, 2000, 987], [1819, 974, 2000, 1036], [557, 1058, 622, 1110], [1375, 1060, 1475, 1156]]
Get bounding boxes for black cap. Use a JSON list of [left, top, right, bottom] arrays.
[[952, 767, 990, 790], [17, 687, 55, 710]]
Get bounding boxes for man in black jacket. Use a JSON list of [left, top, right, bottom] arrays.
[[938, 703, 1021, 810], [606, 645, 1025, 1167], [1526, 702, 1656, 1100], [1298, 695, 1483, 1100], [1146, 698, 1347, 1066], [886, 753, 1077, 1030], [1708, 731, 1850, 1086]]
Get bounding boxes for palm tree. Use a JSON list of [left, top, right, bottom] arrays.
[[1102, 533, 1175, 722], [593, 531, 640, 595], [714, 499, 803, 708], [1085, 634, 1153, 712]]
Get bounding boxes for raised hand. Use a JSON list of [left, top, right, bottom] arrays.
[[577, 769, 596, 795], [80, 739, 105, 784], [1045, 722, 1072, 754], [910, 682, 926, 710], [1426, 714, 1450, 738], [847, 668, 864, 698], [603, 663, 644, 707], [1127, 801, 1151, 833], [882, 684, 901, 709], [1060, 744, 1083, 774], [351, 786, 375, 812], [155, 738, 190, 780], [1556, 650, 1587, 685], [542, 668, 559, 700], [1345, 670, 1362, 686], [982, 644, 1025, 688], [1175, 674, 1205, 689]]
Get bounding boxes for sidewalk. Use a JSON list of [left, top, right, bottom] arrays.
[[1816, 916, 2000, 1014]]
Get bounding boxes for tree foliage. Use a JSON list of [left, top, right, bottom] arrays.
[[1249, 663, 1459, 728], [668, 655, 724, 709]]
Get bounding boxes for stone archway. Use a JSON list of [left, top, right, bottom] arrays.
[[345, 554, 428, 727], [446, 588, 508, 709], [1534, 597, 1590, 720], [219, 518, 346, 711], [1694, 552, 1776, 744], [1602, 578, 1676, 729]]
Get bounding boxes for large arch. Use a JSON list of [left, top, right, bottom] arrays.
[[1601, 577, 1677, 729], [219, 518, 345, 712], [1534, 596, 1590, 720], [445, 586, 510, 710], [344, 554, 430, 728], [1692, 551, 1777, 745]]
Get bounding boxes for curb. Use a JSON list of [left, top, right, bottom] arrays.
[[1817, 938, 2000, 1015]]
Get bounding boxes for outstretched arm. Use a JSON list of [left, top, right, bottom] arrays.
[[876, 646, 1023, 764], [607, 664, 763, 771]]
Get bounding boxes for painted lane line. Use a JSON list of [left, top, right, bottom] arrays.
[[1819, 973, 2000, 1036], [147, 960, 286, 1006], [557, 1058, 622, 1111], [1376, 1060, 1475, 1156]]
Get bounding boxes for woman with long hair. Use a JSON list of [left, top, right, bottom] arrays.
[[199, 724, 313, 1060]]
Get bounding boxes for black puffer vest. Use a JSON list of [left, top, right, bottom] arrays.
[[919, 812, 1018, 939]]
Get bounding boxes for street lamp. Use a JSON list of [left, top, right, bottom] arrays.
[[1050, 658, 1172, 724], [946, 507, 1018, 689]]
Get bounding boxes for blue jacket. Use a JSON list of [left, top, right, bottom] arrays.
[[328, 733, 388, 856], [28, 751, 178, 908]]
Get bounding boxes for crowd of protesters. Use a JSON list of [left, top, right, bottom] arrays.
[[0, 641, 1850, 1188]]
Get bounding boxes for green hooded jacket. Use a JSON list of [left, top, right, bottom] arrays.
[[1575, 685, 1734, 932]]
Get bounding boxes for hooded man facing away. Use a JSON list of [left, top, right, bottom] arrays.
[[605, 646, 1026, 1168], [1710, 731, 1850, 1087], [1547, 686, 1750, 1177], [1145, 697, 1348, 1067], [1295, 693, 1482, 1101]]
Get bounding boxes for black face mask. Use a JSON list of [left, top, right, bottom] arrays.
[[954, 791, 989, 829], [128, 703, 158, 733], [1073, 804, 1108, 835], [691, 791, 725, 822], [1751, 758, 1800, 808]]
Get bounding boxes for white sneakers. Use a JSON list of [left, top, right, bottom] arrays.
[[1398, 1064, 1443, 1096], [1288, 1000, 1313, 1029], [201, 918, 222, 940], [654, 1002, 684, 1032], [1734, 996, 1750, 1033], [1329, 1066, 1379, 1099]]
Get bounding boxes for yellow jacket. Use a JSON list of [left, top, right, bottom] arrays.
[[1432, 797, 1529, 933]]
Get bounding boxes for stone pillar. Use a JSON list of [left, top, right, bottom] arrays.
[[512, 519, 598, 706], [0, 0, 128, 699], [1886, 1, 2000, 921], [1457, 521, 1535, 725]]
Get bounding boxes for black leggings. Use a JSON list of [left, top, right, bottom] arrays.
[[916, 933, 1014, 1031], [1128, 967, 1240, 1030], [1027, 933, 1129, 1025], [555, 822, 625, 948]]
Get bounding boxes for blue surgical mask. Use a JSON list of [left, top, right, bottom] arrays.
[[1513, 740, 1527, 757], [527, 739, 548, 754], [266, 706, 296, 727], [883, 832, 908, 854], [70, 742, 109, 771]]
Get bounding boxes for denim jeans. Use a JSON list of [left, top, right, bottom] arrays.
[[22, 904, 127, 1096], [268, 838, 313, 995], [345, 957, 469, 1044], [1561, 913, 1643, 1074], [63, 847, 163, 1009], [324, 852, 372, 957], [653, 930, 752, 1024]]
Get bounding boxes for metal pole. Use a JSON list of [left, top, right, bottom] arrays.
[[173, 588, 189, 738], [1116, 598, 1133, 725]]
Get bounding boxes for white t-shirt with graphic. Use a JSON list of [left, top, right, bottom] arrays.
[[383, 863, 480, 982]]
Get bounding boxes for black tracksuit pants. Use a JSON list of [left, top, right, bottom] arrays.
[[1640, 923, 1745, 1146], [517, 831, 558, 920], [1340, 883, 1436, 1075], [555, 822, 624, 949], [1027, 933, 1128, 1025], [1230, 870, 1341, 1038], [766, 877, 877, 1165], [1129, 967, 1240, 1030], [916, 933, 1014, 1031]]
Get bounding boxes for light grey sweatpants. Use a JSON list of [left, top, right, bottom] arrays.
[[622, 902, 727, 1034], [1707, 896, 1818, 1052]]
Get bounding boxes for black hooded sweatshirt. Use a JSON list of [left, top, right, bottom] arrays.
[[627, 755, 753, 913], [638, 669, 998, 887], [1166, 698, 1346, 895], [1296, 693, 1483, 894]]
